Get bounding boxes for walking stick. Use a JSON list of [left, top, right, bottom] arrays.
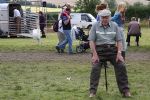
[[102, 61, 108, 92]]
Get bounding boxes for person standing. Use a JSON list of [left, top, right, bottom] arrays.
[[111, 2, 127, 59], [56, 4, 71, 53], [88, 9, 131, 98], [39, 11, 46, 38], [13, 7, 21, 35], [126, 17, 141, 46], [56, 8, 73, 54]]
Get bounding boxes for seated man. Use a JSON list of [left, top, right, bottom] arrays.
[[126, 17, 141, 46], [88, 9, 131, 98]]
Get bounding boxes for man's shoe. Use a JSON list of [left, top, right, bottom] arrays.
[[123, 91, 131, 98], [89, 93, 96, 98], [56, 46, 60, 53]]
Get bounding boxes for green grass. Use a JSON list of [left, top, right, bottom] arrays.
[[0, 27, 149, 52], [0, 34, 56, 52], [0, 59, 150, 100], [0, 27, 150, 100], [0, 33, 80, 52]]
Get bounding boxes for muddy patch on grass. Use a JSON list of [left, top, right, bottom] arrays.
[[0, 52, 150, 62]]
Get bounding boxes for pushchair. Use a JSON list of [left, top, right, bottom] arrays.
[[74, 27, 90, 53]]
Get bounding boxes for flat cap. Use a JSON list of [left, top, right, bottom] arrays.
[[98, 9, 111, 17]]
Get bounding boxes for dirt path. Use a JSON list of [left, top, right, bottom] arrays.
[[0, 52, 150, 62]]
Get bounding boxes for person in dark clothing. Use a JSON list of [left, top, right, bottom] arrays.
[[126, 17, 141, 46], [39, 11, 46, 38]]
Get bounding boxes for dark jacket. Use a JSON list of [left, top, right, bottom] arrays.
[[39, 15, 46, 27], [128, 21, 141, 36]]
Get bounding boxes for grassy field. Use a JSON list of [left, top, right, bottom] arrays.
[[0, 27, 149, 52], [0, 27, 150, 100]]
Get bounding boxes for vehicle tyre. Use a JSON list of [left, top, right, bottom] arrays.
[[87, 25, 92, 29], [76, 46, 84, 53]]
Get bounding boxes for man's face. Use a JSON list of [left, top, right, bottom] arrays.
[[101, 16, 109, 26]]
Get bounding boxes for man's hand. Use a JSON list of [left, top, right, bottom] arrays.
[[116, 52, 124, 62], [92, 54, 99, 64]]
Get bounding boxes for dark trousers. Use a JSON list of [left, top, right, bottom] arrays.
[[14, 17, 21, 34], [126, 35, 139, 43], [90, 55, 129, 94], [40, 25, 45, 36]]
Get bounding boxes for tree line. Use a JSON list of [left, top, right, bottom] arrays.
[[75, 0, 150, 20], [126, 2, 150, 20]]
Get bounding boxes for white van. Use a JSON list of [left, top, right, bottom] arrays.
[[70, 13, 96, 29]]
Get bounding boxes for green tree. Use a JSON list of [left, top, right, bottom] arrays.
[[106, 0, 116, 9], [126, 2, 150, 20], [74, 0, 100, 16]]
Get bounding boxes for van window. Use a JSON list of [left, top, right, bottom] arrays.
[[88, 14, 96, 20], [81, 14, 91, 22]]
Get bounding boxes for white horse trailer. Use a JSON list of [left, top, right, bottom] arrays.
[[0, 3, 39, 37]]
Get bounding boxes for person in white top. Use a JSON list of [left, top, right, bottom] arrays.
[[13, 7, 21, 34]]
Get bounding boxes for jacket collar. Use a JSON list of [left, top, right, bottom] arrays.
[[99, 21, 111, 28]]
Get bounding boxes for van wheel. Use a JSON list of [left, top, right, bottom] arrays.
[[87, 25, 92, 29]]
